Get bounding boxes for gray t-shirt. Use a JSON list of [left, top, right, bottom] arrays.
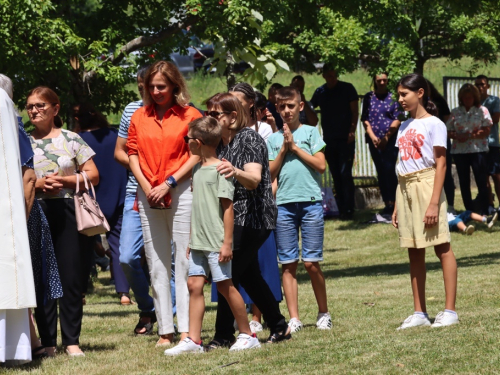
[[189, 163, 235, 252]]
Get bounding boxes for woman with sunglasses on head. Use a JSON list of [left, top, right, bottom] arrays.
[[361, 72, 401, 215], [27, 86, 98, 357], [204, 92, 290, 350], [126, 61, 202, 347]]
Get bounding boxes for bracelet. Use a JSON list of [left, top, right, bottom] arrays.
[[166, 175, 177, 188]]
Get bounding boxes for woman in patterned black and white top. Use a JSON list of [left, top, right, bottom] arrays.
[[203, 92, 290, 349]]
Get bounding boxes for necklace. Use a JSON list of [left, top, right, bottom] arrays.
[[415, 112, 429, 119]]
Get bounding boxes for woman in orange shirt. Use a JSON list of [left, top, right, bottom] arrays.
[[127, 61, 202, 346]]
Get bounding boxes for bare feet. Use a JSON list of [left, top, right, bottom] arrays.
[[156, 334, 174, 347]]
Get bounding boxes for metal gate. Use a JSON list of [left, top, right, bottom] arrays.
[[443, 76, 500, 109]]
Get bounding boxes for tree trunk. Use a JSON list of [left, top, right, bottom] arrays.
[[414, 56, 425, 75], [226, 49, 236, 91]]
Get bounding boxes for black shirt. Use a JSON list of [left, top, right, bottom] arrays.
[[311, 81, 358, 141], [217, 127, 277, 230]]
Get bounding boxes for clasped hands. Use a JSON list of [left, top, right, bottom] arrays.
[[281, 124, 298, 153]]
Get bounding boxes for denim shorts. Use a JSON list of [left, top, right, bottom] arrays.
[[188, 249, 231, 282], [448, 210, 472, 231], [275, 202, 324, 264]]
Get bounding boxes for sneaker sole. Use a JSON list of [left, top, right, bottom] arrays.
[[229, 343, 261, 352], [431, 321, 459, 328]]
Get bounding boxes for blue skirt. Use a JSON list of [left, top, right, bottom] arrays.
[[211, 231, 282, 304]]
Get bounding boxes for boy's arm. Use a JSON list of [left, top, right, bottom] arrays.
[[287, 132, 326, 174], [424, 146, 446, 228], [219, 197, 234, 263]]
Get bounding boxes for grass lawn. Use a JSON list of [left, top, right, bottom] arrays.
[[6, 191, 500, 374]]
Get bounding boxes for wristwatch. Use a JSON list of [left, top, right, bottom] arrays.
[[165, 175, 178, 188]]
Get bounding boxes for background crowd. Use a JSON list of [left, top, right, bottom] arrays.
[[0, 59, 499, 364]]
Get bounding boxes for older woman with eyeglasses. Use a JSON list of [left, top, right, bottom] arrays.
[[203, 93, 290, 351], [27, 86, 98, 357], [126, 61, 202, 346]]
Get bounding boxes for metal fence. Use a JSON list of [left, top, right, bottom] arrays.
[[319, 97, 377, 188]]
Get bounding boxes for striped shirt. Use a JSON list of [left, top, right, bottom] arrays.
[[118, 100, 143, 194]]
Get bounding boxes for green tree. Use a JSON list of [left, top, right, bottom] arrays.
[[0, 0, 289, 117]]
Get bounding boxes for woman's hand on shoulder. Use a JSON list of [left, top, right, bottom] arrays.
[[216, 158, 236, 178]]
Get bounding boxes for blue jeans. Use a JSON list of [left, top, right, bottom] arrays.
[[119, 193, 154, 312], [276, 202, 324, 264]]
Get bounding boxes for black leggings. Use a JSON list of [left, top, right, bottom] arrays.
[[35, 199, 93, 347], [214, 225, 287, 340], [454, 152, 489, 214]]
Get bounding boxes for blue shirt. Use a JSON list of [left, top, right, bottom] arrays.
[[80, 128, 128, 223], [267, 125, 326, 205], [482, 95, 500, 148], [17, 117, 34, 168], [118, 100, 143, 194], [311, 81, 358, 142]]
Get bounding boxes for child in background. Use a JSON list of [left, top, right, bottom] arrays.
[[448, 210, 497, 234], [164, 117, 259, 355], [267, 86, 331, 333], [392, 73, 458, 330]]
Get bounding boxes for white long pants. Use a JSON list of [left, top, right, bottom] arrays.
[[0, 308, 31, 364], [138, 180, 191, 335]]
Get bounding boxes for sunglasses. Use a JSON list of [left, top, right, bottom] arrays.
[[183, 135, 205, 144], [475, 83, 486, 87], [204, 110, 231, 118]]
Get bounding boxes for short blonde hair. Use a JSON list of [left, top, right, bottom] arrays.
[[206, 92, 248, 131], [188, 117, 221, 148], [143, 61, 190, 107], [458, 83, 481, 107]]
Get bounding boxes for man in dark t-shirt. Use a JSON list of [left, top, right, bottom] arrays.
[[311, 66, 359, 219]]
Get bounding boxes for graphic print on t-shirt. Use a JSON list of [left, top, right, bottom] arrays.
[[398, 128, 425, 161]]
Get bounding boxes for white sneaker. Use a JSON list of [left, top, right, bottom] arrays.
[[288, 318, 303, 333], [488, 211, 498, 228], [228, 333, 261, 352], [465, 225, 475, 235], [431, 311, 459, 328], [316, 312, 332, 330], [249, 320, 263, 333], [164, 338, 204, 356], [397, 314, 431, 330]]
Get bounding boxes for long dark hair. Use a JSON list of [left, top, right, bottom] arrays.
[[229, 82, 257, 122], [397, 73, 438, 116]]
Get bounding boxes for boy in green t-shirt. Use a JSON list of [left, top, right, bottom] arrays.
[[165, 117, 260, 356], [267, 87, 332, 333]]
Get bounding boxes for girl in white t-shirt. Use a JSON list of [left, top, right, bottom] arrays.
[[392, 73, 458, 330]]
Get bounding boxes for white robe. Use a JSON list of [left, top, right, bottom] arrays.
[[0, 88, 36, 363]]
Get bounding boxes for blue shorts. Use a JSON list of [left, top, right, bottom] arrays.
[[188, 249, 231, 282], [448, 210, 472, 231], [275, 202, 324, 264]]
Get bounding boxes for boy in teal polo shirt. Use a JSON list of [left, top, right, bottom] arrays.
[[267, 86, 332, 333]]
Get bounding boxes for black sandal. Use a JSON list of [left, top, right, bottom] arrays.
[[204, 338, 235, 352], [267, 328, 292, 343], [134, 311, 157, 336], [31, 346, 49, 360]]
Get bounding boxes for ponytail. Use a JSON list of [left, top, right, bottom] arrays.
[[424, 98, 438, 117]]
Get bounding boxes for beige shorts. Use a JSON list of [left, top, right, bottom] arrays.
[[396, 167, 450, 248]]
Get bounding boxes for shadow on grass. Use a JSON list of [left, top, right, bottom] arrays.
[[295, 251, 500, 283], [80, 343, 117, 352], [84, 310, 138, 318]]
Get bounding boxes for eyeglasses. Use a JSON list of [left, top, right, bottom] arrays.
[[25, 102, 54, 112], [205, 110, 231, 118], [475, 83, 486, 87], [183, 135, 205, 144], [376, 79, 388, 83]]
